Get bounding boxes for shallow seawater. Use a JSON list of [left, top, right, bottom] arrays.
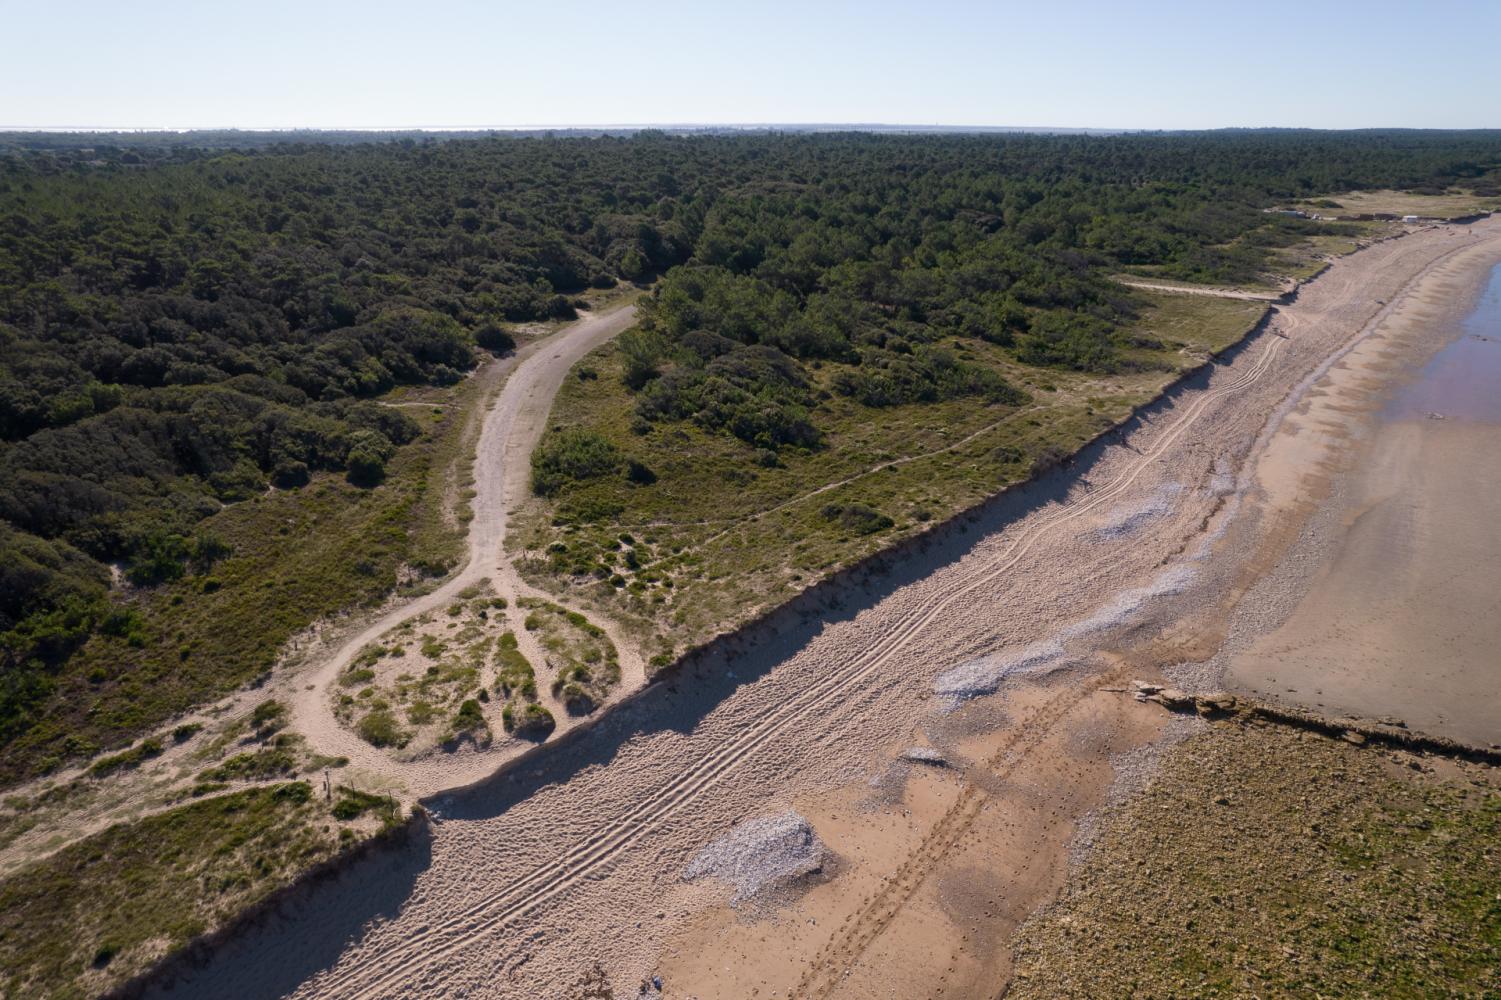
[[1382, 261, 1501, 423]]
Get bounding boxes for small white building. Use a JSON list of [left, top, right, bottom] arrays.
[[1403, 215, 1420, 224]]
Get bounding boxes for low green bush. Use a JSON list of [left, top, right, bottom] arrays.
[[820, 502, 893, 536], [355, 709, 405, 748], [531, 428, 624, 496]]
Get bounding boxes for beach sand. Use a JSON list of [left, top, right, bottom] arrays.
[[1229, 257, 1501, 746]]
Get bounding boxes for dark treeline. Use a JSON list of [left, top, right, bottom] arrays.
[[2, 129, 1499, 770]]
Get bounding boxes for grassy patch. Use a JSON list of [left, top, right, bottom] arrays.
[[196, 735, 299, 784], [517, 599, 620, 714], [335, 602, 503, 751], [1009, 722, 1501, 998], [0, 783, 351, 999], [86, 737, 165, 778], [513, 293, 1268, 654], [1294, 188, 1501, 221], [329, 786, 401, 823], [492, 631, 553, 739]]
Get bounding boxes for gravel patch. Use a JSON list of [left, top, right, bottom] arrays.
[[932, 640, 1067, 705], [682, 811, 825, 903], [1093, 482, 1183, 539], [934, 563, 1198, 706], [1058, 564, 1198, 641], [901, 747, 948, 766]]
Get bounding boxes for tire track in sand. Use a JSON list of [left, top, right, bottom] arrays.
[[318, 329, 1286, 1000], [794, 664, 1130, 998], [790, 233, 1494, 999]]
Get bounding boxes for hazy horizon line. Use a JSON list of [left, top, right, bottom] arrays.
[[5, 123, 1497, 136]]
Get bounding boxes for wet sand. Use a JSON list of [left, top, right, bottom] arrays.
[[1229, 258, 1501, 746]]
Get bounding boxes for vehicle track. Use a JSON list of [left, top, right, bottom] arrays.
[[315, 328, 1287, 1000], [786, 233, 1495, 998], [794, 664, 1131, 998], [1116, 278, 1287, 301]]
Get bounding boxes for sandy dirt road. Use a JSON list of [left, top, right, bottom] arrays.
[[285, 301, 644, 797], [0, 304, 644, 876], [147, 221, 1501, 1000], [1115, 278, 1288, 301]]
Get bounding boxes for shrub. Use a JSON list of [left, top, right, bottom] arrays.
[[1014, 312, 1120, 372], [453, 699, 485, 732], [506, 701, 555, 739], [343, 428, 395, 488], [559, 682, 596, 715], [271, 460, 310, 488], [531, 429, 623, 496], [625, 460, 657, 485], [251, 699, 286, 737], [251, 700, 284, 729], [820, 502, 893, 536], [473, 322, 516, 354], [355, 709, 405, 748]]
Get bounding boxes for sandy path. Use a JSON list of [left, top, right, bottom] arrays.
[[285, 302, 643, 797], [148, 221, 1501, 1000], [1115, 278, 1287, 301]]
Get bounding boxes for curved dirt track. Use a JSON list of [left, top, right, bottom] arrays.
[[286, 302, 644, 797], [152, 221, 1501, 1000], [1116, 278, 1288, 301]]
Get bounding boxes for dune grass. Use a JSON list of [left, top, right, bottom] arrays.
[[512, 293, 1269, 660], [1296, 188, 1501, 221], [0, 781, 402, 999]]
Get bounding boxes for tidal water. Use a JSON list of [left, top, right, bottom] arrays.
[[1382, 261, 1501, 424]]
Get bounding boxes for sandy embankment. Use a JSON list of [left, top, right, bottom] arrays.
[[139, 220, 1501, 1000]]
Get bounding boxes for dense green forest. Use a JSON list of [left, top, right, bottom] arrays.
[[3, 129, 1500, 780]]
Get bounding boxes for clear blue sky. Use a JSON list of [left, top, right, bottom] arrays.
[[3, 0, 1497, 130]]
